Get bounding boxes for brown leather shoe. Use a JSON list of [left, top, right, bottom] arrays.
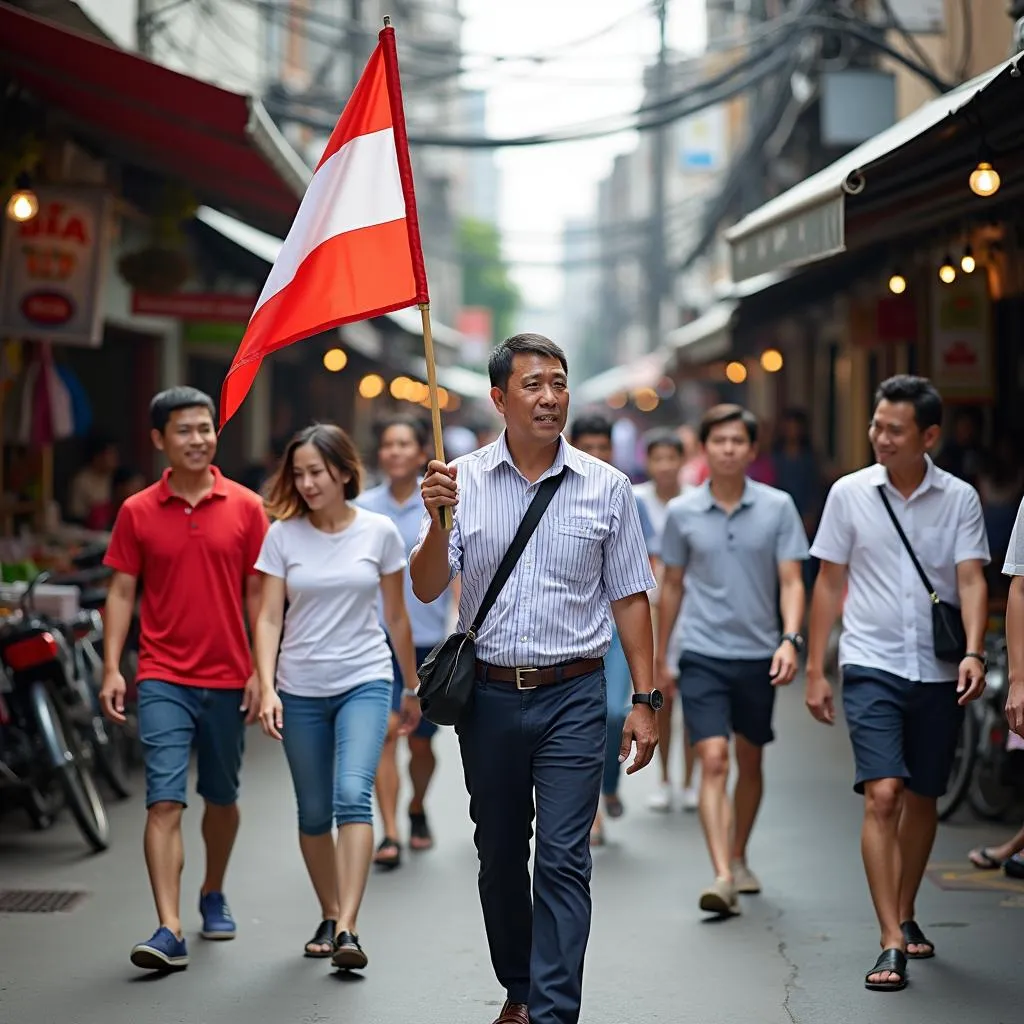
[[491, 999, 529, 1024]]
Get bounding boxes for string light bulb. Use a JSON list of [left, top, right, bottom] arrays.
[[322, 348, 347, 372], [960, 245, 976, 274], [760, 349, 784, 373], [938, 256, 957, 284], [888, 272, 907, 295], [5, 173, 38, 223], [969, 160, 1000, 198], [725, 361, 747, 384]]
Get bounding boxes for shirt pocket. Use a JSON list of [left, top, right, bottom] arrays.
[[918, 525, 956, 573], [551, 516, 607, 583]]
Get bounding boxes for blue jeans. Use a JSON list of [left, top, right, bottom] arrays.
[[603, 630, 632, 797], [137, 680, 246, 809], [279, 681, 391, 833]]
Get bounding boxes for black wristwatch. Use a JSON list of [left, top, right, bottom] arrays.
[[964, 651, 988, 671], [781, 632, 805, 653], [633, 689, 665, 712]]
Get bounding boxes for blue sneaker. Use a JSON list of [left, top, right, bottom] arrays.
[[199, 891, 236, 940], [130, 927, 189, 971]]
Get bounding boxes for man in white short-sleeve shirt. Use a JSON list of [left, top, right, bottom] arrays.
[[805, 375, 989, 993], [1001, 499, 1024, 737]]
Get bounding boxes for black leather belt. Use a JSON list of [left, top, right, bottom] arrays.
[[475, 657, 604, 690]]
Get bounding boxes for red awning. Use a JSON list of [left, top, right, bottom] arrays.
[[0, 4, 310, 235]]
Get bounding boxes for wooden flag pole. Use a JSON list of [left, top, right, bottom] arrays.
[[419, 302, 452, 532]]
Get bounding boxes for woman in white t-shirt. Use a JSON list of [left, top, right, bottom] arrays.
[[254, 423, 420, 972]]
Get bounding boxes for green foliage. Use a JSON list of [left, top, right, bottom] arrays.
[[458, 217, 520, 343]]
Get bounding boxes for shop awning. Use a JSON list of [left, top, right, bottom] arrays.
[[574, 350, 670, 406], [0, 5, 310, 235], [666, 301, 736, 363], [725, 55, 1023, 283]]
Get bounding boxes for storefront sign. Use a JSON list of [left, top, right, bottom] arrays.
[[132, 291, 257, 322], [930, 274, 994, 402], [0, 187, 112, 347]]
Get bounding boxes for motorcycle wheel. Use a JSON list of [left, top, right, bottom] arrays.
[[29, 681, 110, 852], [969, 749, 1018, 822], [938, 702, 979, 821]]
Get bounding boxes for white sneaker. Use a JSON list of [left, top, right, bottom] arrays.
[[681, 786, 698, 812], [732, 861, 762, 894], [699, 876, 740, 917], [647, 783, 673, 812]]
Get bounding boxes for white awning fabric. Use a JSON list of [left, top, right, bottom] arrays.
[[725, 56, 1020, 282], [666, 301, 736, 363], [573, 350, 670, 406]]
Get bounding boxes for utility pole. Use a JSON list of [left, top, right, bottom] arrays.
[[647, 0, 669, 353], [136, 0, 155, 57]]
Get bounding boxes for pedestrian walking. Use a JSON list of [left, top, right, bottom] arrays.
[[354, 415, 456, 867], [99, 387, 269, 971], [656, 404, 808, 918], [633, 428, 699, 812], [1004, 490, 1024, 738], [253, 423, 421, 970], [805, 375, 989, 992], [410, 333, 659, 1024], [567, 414, 636, 845]]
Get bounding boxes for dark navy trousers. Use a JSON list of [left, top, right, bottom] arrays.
[[457, 669, 606, 1024]]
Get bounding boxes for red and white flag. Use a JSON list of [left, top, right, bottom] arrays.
[[220, 25, 428, 428]]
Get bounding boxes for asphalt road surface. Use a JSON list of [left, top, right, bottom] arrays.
[[1, 684, 1022, 1024]]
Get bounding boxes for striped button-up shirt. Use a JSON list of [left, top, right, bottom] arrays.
[[416, 432, 655, 667]]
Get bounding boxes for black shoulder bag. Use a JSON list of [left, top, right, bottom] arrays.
[[877, 486, 967, 664], [416, 468, 567, 726]]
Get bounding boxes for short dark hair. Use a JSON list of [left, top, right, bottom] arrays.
[[150, 387, 216, 432], [644, 428, 683, 457], [83, 435, 117, 463], [265, 423, 362, 519], [569, 414, 613, 443], [373, 414, 429, 451], [488, 333, 568, 391], [874, 374, 943, 431], [699, 403, 759, 445]]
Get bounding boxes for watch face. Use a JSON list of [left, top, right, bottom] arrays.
[[649, 688, 665, 711]]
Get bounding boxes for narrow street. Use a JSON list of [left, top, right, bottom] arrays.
[[1, 684, 1022, 1024]]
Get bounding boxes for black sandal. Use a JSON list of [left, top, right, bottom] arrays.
[[865, 948, 908, 991], [900, 920, 935, 959], [968, 846, 1003, 870], [331, 930, 368, 970], [373, 836, 401, 869], [409, 810, 434, 851], [304, 918, 336, 958]]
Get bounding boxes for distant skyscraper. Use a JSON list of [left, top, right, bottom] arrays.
[[456, 89, 500, 225]]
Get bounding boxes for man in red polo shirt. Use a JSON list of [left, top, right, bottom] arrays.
[[100, 386, 267, 972]]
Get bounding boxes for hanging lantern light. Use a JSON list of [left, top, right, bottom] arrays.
[[888, 272, 907, 295], [5, 173, 38, 223], [969, 155, 1001, 198], [960, 245, 976, 274], [938, 255, 957, 284]]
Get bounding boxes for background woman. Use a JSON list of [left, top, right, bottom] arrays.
[[254, 424, 420, 971], [355, 415, 456, 867]]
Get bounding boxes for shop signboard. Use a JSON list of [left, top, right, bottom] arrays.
[[0, 187, 112, 347], [929, 273, 994, 402], [132, 292, 257, 322]]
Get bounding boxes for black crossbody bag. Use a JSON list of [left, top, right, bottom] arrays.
[[877, 486, 967, 664], [416, 468, 567, 727]]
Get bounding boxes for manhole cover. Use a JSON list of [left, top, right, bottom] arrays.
[[0, 889, 87, 913]]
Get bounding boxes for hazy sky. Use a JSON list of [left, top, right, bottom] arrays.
[[459, 0, 707, 306]]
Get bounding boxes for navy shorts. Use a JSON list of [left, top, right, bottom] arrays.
[[677, 651, 777, 747], [137, 680, 246, 809], [390, 644, 440, 739], [841, 665, 964, 797]]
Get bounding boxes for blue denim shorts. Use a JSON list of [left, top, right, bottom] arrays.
[[136, 680, 246, 809], [841, 665, 964, 797], [389, 644, 440, 739], [279, 681, 391, 833], [677, 651, 776, 747]]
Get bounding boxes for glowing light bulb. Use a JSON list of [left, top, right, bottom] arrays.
[[322, 347, 347, 372], [969, 161, 1000, 198], [960, 246, 976, 274], [6, 189, 38, 222], [760, 348, 784, 373], [358, 373, 385, 399], [725, 361, 747, 384], [938, 259, 956, 285], [888, 273, 907, 295]]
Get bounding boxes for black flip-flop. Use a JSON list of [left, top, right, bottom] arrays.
[[373, 836, 401, 869], [304, 918, 336, 958], [409, 810, 434, 851], [900, 920, 935, 959], [865, 948, 908, 991], [968, 846, 1003, 870]]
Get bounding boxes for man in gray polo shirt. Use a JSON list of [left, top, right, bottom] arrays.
[[656, 404, 808, 917]]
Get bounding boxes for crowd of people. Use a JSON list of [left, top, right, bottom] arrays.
[[95, 332, 1024, 1024]]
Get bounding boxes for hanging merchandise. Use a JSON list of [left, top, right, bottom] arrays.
[[56, 363, 93, 438], [7, 343, 74, 447]]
